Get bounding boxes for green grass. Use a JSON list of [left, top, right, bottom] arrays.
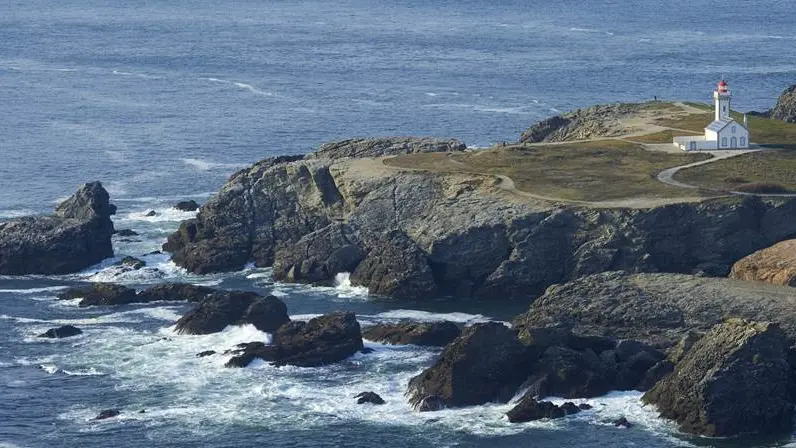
[[625, 129, 700, 143], [384, 141, 711, 202], [675, 149, 796, 192]]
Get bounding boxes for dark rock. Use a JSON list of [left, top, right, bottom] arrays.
[[578, 403, 593, 410], [362, 321, 460, 346], [613, 340, 665, 390], [38, 325, 82, 338], [94, 409, 120, 420], [145, 250, 162, 256], [115, 229, 139, 237], [359, 347, 375, 354], [272, 223, 365, 285], [116, 256, 145, 270], [0, 182, 116, 275], [58, 283, 137, 307], [771, 84, 796, 123], [560, 402, 581, 415], [354, 391, 385, 405], [521, 345, 614, 399], [175, 292, 289, 335], [667, 331, 702, 364], [136, 283, 217, 303], [196, 350, 216, 358], [613, 416, 632, 428], [306, 137, 466, 160], [351, 230, 438, 300], [406, 322, 531, 409], [224, 311, 363, 367], [174, 200, 199, 212], [145, 210, 157, 217], [635, 360, 674, 392], [415, 395, 445, 412], [642, 319, 793, 437], [506, 397, 578, 423]]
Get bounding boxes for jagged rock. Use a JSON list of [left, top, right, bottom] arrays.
[[0, 182, 116, 275], [612, 340, 665, 390], [516, 271, 796, 348], [272, 223, 365, 284], [306, 137, 466, 160], [38, 325, 82, 338], [224, 311, 363, 367], [175, 292, 289, 335], [771, 84, 796, 123], [362, 321, 460, 346], [519, 103, 646, 143], [196, 350, 216, 358], [730, 239, 796, 287], [506, 397, 581, 423], [519, 116, 572, 143], [354, 391, 385, 405], [174, 200, 199, 212], [521, 345, 614, 399], [58, 283, 137, 307], [405, 322, 531, 409], [145, 210, 157, 217], [136, 283, 217, 303], [578, 403, 593, 410], [613, 416, 632, 428], [667, 331, 702, 364], [116, 256, 145, 270], [115, 229, 139, 237], [94, 409, 120, 420], [351, 230, 437, 299], [642, 319, 793, 437], [415, 395, 445, 412]]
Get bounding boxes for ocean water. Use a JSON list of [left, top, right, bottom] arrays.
[[1, 1, 795, 446]]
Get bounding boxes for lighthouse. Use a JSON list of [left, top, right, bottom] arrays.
[[714, 80, 731, 121], [672, 79, 750, 151]]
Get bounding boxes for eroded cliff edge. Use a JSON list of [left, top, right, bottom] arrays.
[[162, 137, 796, 300]]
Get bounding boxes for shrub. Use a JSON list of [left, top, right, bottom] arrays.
[[734, 182, 793, 194]]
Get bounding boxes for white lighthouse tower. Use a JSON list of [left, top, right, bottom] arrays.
[[714, 80, 731, 120]]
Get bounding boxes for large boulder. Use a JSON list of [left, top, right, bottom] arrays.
[[225, 311, 364, 367], [771, 84, 796, 123], [38, 325, 82, 338], [362, 321, 460, 346], [272, 223, 365, 284], [520, 345, 614, 399], [57, 283, 137, 307], [642, 319, 794, 437], [0, 182, 116, 275], [174, 200, 199, 212], [730, 239, 796, 287], [174, 292, 290, 335], [136, 283, 217, 303], [405, 322, 532, 409], [506, 397, 582, 423], [306, 137, 466, 160]]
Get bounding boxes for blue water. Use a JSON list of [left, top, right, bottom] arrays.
[[2, 1, 796, 446]]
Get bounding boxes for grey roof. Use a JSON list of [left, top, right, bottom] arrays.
[[705, 119, 734, 132]]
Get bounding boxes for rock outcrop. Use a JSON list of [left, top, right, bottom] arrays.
[[506, 397, 582, 423], [224, 311, 363, 367], [162, 130, 796, 301], [305, 137, 466, 160], [0, 182, 116, 275], [38, 325, 83, 338], [136, 283, 217, 303], [519, 103, 647, 143], [362, 321, 460, 346], [174, 200, 199, 212], [515, 271, 796, 348], [354, 391, 385, 405], [643, 319, 794, 437], [730, 239, 796, 287], [58, 283, 137, 307], [175, 292, 290, 335], [771, 84, 796, 123]]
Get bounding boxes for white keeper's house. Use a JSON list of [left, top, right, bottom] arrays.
[[673, 80, 750, 151]]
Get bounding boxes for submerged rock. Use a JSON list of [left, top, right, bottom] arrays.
[[175, 292, 290, 335], [196, 350, 216, 358], [94, 409, 120, 420], [0, 182, 116, 275], [38, 325, 82, 339], [362, 321, 460, 346], [145, 210, 157, 217], [116, 256, 145, 271], [58, 283, 137, 307], [115, 229, 139, 237], [730, 239, 796, 287], [506, 397, 581, 423], [225, 311, 363, 367], [174, 200, 199, 212], [642, 319, 793, 437], [613, 416, 632, 428], [354, 391, 385, 405]]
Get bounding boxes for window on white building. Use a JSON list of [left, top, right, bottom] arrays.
[[740, 137, 746, 146], [722, 137, 727, 147], [731, 126, 736, 133]]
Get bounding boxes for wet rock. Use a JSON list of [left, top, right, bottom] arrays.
[[272, 223, 365, 285], [354, 391, 385, 405], [38, 325, 82, 338], [174, 200, 199, 212], [94, 409, 120, 420], [116, 256, 145, 270], [136, 283, 217, 303], [643, 319, 793, 437], [613, 416, 632, 428], [0, 182, 116, 275], [521, 345, 614, 399], [225, 311, 363, 367], [196, 350, 216, 358], [730, 239, 796, 287], [58, 283, 137, 307], [415, 395, 445, 412], [175, 292, 290, 335], [771, 84, 796, 123], [406, 322, 531, 409], [145, 210, 157, 217], [578, 403, 593, 410], [359, 347, 375, 354], [362, 321, 460, 346], [506, 397, 581, 423], [115, 229, 139, 237]]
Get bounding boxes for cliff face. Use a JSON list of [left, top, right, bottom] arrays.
[[163, 139, 796, 300], [771, 84, 796, 123]]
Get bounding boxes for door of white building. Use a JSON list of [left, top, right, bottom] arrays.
[[690, 141, 697, 151], [731, 137, 737, 148]]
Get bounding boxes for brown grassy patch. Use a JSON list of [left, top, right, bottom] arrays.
[[384, 141, 711, 202], [626, 129, 701, 143], [675, 149, 796, 192]]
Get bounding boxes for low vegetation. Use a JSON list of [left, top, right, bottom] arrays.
[[675, 149, 796, 192]]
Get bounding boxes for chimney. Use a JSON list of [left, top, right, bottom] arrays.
[[744, 113, 748, 128]]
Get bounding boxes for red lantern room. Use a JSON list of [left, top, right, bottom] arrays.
[[718, 80, 728, 94]]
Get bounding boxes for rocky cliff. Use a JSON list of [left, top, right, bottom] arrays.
[[0, 182, 116, 275], [730, 239, 796, 287], [163, 137, 796, 300], [771, 84, 796, 123]]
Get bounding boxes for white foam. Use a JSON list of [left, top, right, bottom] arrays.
[[0, 208, 38, 219], [333, 272, 369, 298], [121, 207, 197, 223], [233, 82, 273, 97], [40, 364, 59, 374], [182, 157, 248, 172], [0, 285, 68, 294], [373, 309, 494, 325]]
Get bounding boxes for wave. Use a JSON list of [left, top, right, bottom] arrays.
[[569, 27, 614, 37], [181, 157, 249, 172], [0, 285, 68, 294], [233, 82, 273, 97], [372, 309, 495, 325], [333, 273, 369, 297], [422, 103, 534, 115]]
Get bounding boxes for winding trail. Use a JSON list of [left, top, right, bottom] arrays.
[[656, 149, 760, 189]]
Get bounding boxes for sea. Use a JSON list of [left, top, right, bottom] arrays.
[[1, 1, 795, 446]]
